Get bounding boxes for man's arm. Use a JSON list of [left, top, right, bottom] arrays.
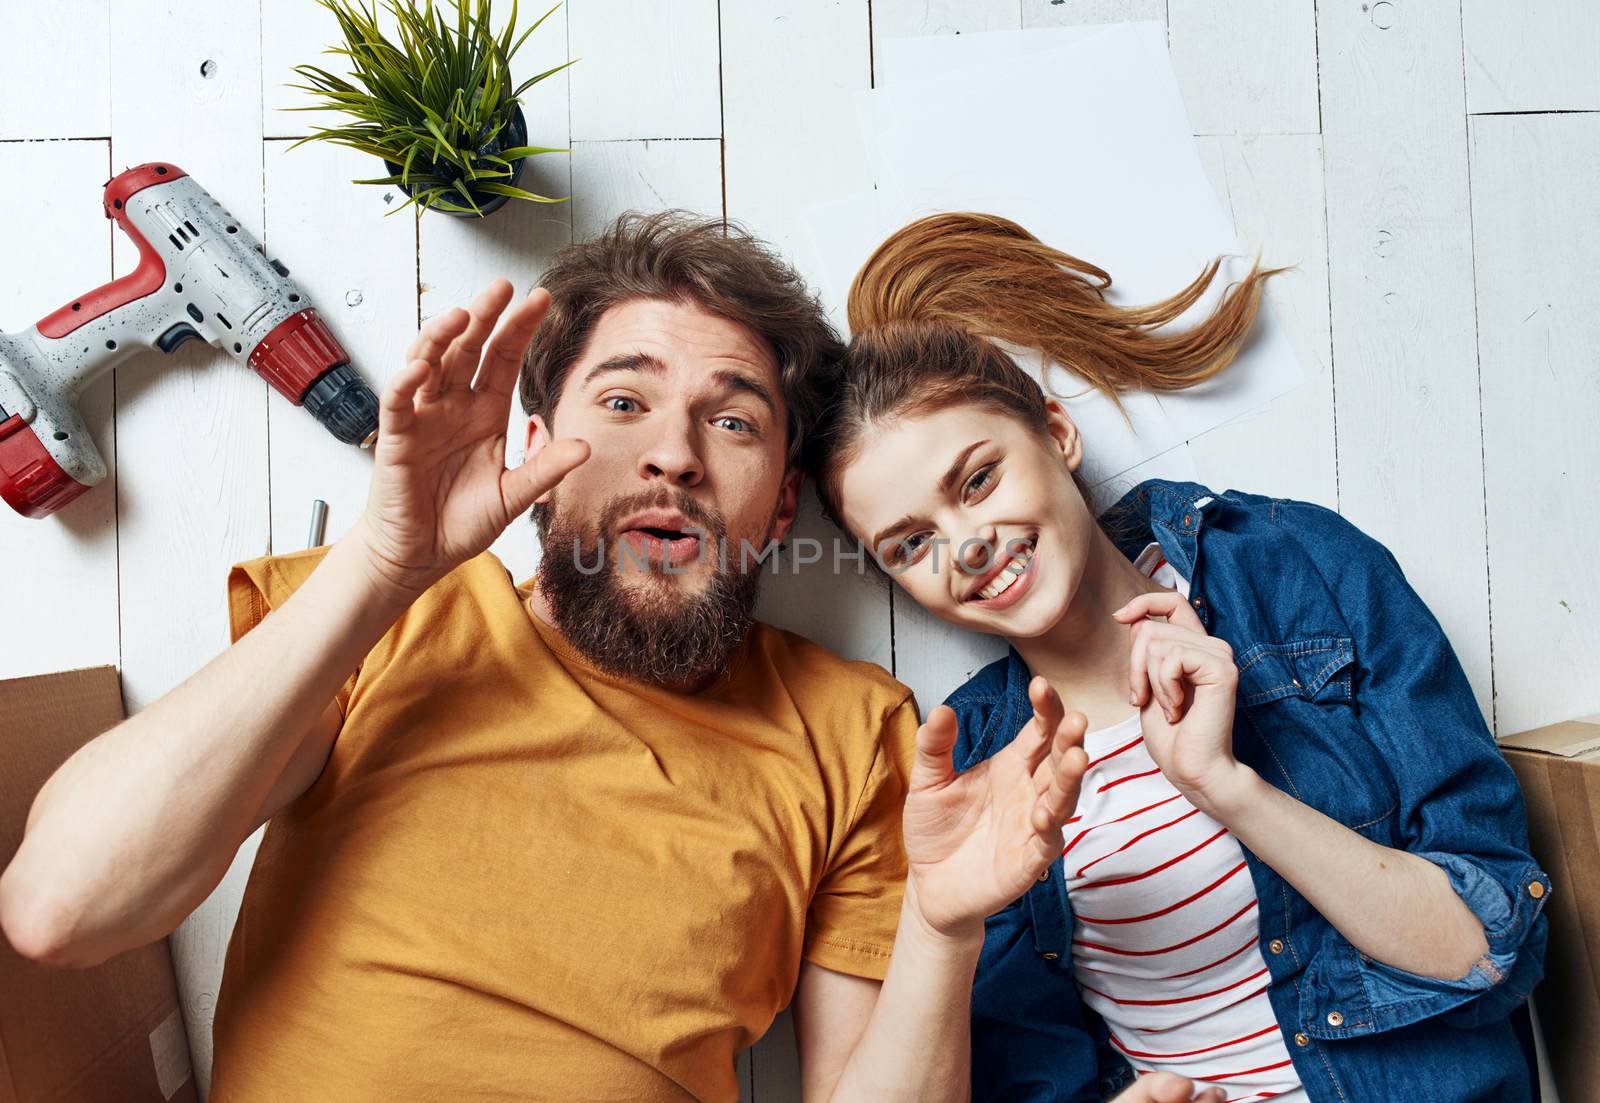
[[0, 529, 410, 969], [0, 279, 589, 970], [792, 882, 980, 1103], [793, 932, 1224, 1103]]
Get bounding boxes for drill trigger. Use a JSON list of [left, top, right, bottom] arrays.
[[156, 322, 201, 355]]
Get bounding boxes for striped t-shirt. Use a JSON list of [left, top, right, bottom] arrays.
[[1064, 543, 1306, 1102]]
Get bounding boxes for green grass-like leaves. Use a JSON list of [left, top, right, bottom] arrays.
[[286, 0, 573, 217]]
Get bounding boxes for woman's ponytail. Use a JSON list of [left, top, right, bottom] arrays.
[[845, 211, 1292, 407]]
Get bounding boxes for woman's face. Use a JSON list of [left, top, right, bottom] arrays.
[[835, 400, 1100, 639]]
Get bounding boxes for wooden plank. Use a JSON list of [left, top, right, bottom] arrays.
[[1469, 113, 1600, 734], [567, 0, 721, 141], [0, 2, 110, 139], [1190, 133, 1336, 509], [1463, 0, 1600, 114], [0, 139, 120, 679], [261, 138, 418, 552], [569, 138, 722, 239], [1317, 0, 1494, 722], [260, 0, 348, 138], [416, 0, 573, 585], [1023, 0, 1162, 28], [1168, 0, 1319, 135], [722, 0, 894, 701], [874, 0, 1019, 39], [107, 2, 269, 1093]]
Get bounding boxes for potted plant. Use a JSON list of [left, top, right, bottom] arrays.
[[286, 0, 573, 218]]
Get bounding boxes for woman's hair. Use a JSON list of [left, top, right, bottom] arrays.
[[807, 211, 1292, 533]]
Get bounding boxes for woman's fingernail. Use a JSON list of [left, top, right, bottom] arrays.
[[1129, 691, 1138, 705]]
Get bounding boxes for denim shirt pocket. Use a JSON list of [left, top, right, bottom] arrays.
[[1233, 635, 1399, 833], [1234, 635, 1354, 706]]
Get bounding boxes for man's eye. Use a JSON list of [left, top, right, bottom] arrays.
[[715, 416, 755, 434], [604, 396, 638, 413]]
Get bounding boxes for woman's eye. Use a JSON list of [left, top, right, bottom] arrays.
[[603, 396, 638, 413], [889, 532, 931, 565], [715, 416, 755, 434], [963, 464, 996, 500]]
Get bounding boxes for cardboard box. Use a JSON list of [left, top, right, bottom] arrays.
[[0, 666, 195, 1103], [1503, 714, 1600, 1103]]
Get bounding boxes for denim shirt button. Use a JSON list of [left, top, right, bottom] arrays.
[[1268, 938, 1285, 955], [1041, 951, 1060, 961], [1038, 868, 1050, 882], [1326, 1010, 1345, 1027], [1293, 1032, 1310, 1047], [1529, 880, 1546, 899]]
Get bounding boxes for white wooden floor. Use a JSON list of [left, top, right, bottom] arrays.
[[2, 2, 1595, 1099]]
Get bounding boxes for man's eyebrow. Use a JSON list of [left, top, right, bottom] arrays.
[[713, 369, 777, 417], [579, 355, 777, 417], [580, 352, 668, 388], [869, 440, 988, 554]]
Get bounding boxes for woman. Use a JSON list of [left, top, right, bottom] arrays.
[[804, 213, 1549, 1102]]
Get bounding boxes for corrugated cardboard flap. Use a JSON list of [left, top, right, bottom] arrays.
[[1500, 715, 1600, 759]]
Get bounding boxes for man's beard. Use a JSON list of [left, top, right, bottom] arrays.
[[532, 487, 772, 691]]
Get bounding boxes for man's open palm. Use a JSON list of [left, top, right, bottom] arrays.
[[902, 676, 1088, 937], [359, 280, 589, 595]]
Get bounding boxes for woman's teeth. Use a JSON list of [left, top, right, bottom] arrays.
[[975, 549, 1033, 601]]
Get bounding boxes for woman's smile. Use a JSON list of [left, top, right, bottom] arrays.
[[965, 537, 1038, 609]]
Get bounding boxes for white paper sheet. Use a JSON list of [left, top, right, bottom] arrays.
[[806, 22, 1306, 485]]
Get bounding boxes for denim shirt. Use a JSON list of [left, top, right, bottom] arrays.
[[944, 480, 1550, 1103]]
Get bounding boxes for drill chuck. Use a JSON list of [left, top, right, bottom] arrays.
[[304, 363, 379, 448]]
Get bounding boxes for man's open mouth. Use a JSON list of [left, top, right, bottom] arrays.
[[617, 521, 707, 563]]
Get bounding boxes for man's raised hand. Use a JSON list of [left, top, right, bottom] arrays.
[[356, 280, 589, 597]]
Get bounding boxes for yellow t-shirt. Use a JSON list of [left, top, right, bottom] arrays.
[[208, 545, 919, 1103]]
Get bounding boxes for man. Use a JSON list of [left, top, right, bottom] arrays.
[[1, 212, 1219, 1103]]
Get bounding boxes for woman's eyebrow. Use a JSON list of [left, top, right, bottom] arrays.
[[938, 440, 989, 493], [869, 439, 990, 552]]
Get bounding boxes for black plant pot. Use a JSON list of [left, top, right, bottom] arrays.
[[384, 101, 529, 218]]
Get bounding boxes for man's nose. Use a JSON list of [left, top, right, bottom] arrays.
[[637, 416, 704, 487]]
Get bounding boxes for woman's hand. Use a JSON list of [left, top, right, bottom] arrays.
[[1112, 592, 1253, 814], [356, 280, 590, 597], [901, 676, 1089, 941]]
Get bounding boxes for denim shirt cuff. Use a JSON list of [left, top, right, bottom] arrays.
[[1415, 852, 1550, 982], [1299, 854, 1550, 1037]]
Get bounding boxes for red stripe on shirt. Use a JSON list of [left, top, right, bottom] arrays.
[[1076, 828, 1230, 891], [1076, 861, 1249, 925], [1110, 1023, 1281, 1060], [1098, 766, 1163, 793], [1074, 899, 1259, 957], [1074, 807, 1204, 878], [1199, 1058, 1296, 1083], [1088, 734, 1146, 770], [1064, 792, 1185, 855], [1079, 966, 1270, 1007]]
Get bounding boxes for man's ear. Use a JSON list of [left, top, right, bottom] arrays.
[[1043, 399, 1084, 473], [768, 467, 804, 546], [525, 414, 560, 504]]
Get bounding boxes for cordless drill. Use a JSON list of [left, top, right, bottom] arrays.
[[0, 162, 380, 518]]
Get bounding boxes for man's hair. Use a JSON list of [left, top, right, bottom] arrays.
[[520, 210, 845, 468]]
